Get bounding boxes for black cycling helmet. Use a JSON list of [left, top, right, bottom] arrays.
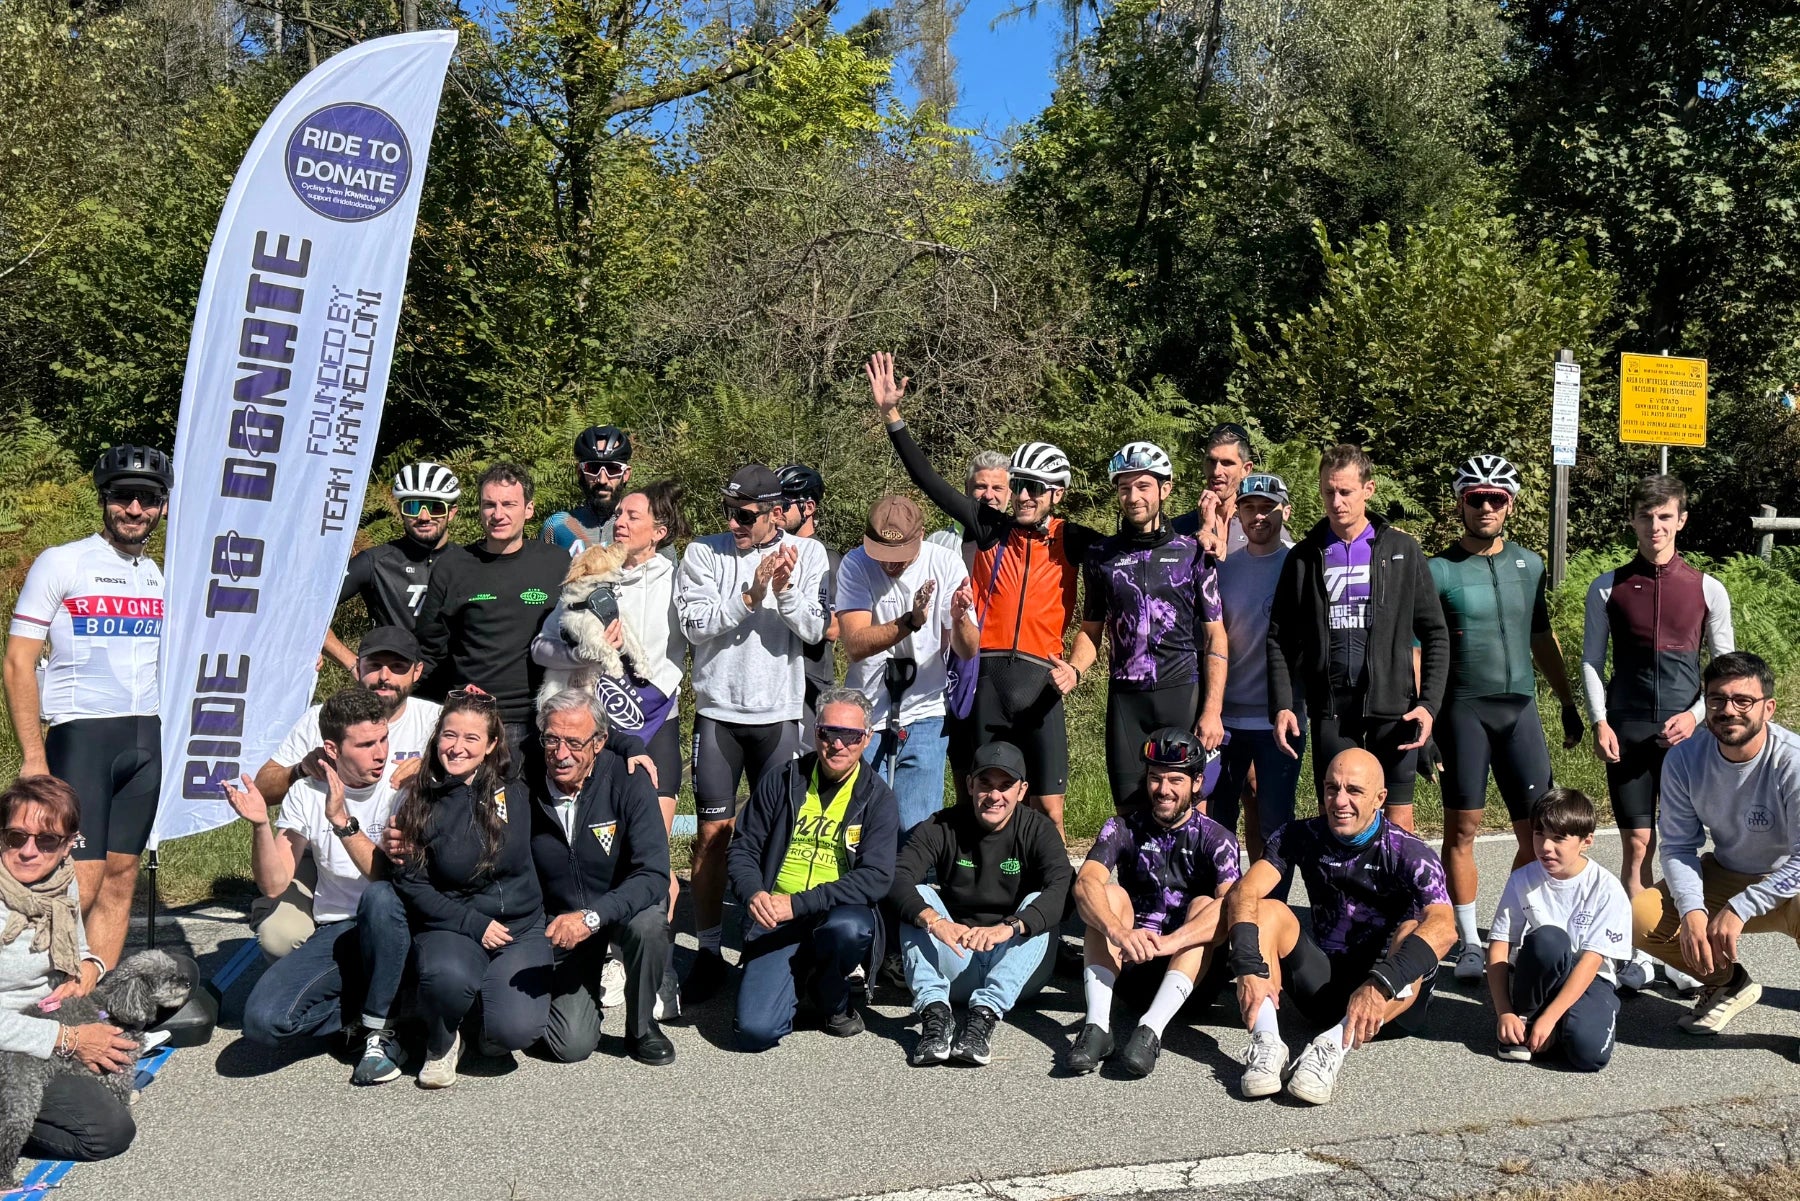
[[93, 444, 173, 494], [1141, 725, 1227, 797], [573, 425, 631, 465], [777, 463, 824, 504]]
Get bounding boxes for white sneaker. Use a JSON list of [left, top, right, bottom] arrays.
[[1284, 1033, 1348, 1105], [1239, 1030, 1289, 1098], [138, 1029, 173, 1057], [416, 1032, 461, 1089], [1664, 964, 1705, 995], [600, 955, 627, 1009], [1680, 964, 1761, 1036], [653, 973, 681, 1022], [1453, 945, 1486, 983]]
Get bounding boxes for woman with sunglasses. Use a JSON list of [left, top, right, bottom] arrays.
[[321, 462, 461, 674], [0, 776, 140, 1164], [390, 688, 552, 1087]]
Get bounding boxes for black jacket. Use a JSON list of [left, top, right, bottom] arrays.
[[727, 753, 900, 919], [1266, 516, 1449, 722], [527, 745, 670, 930], [394, 770, 545, 937], [889, 803, 1071, 936]]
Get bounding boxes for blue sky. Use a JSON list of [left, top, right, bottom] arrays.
[[831, 0, 1067, 139]]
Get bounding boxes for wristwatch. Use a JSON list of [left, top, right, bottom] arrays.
[[581, 910, 602, 931], [330, 815, 361, 839], [1005, 916, 1028, 937]]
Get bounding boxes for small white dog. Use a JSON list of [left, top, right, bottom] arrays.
[[537, 542, 650, 710]]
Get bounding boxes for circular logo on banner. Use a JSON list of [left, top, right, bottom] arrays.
[[285, 103, 412, 222]]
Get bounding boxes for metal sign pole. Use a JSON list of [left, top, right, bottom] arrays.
[[1550, 348, 1578, 587], [1661, 445, 1669, 475]]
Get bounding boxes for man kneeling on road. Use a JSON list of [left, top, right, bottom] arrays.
[[1632, 651, 1800, 1037], [730, 689, 900, 1050], [528, 689, 677, 1067], [229, 687, 412, 1086], [890, 741, 1071, 1067], [1228, 748, 1454, 1105], [1068, 729, 1237, 1078]]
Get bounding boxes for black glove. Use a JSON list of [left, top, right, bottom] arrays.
[[1419, 738, 1443, 784], [1561, 703, 1586, 747]]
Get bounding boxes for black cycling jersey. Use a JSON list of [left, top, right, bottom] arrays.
[[339, 536, 448, 630]]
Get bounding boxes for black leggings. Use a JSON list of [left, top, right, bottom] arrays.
[[1605, 719, 1667, 831], [645, 718, 683, 801], [1310, 705, 1419, 811], [1280, 931, 1436, 1035], [46, 716, 161, 860], [955, 654, 1068, 794], [1103, 683, 1199, 810], [692, 717, 799, 822], [412, 923, 553, 1058], [1435, 695, 1553, 820]]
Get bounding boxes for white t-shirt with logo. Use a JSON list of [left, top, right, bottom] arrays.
[[835, 542, 970, 727], [271, 698, 441, 769], [276, 772, 402, 923], [1488, 858, 1633, 985]]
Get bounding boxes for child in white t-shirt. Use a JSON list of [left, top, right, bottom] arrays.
[[1485, 788, 1630, 1070]]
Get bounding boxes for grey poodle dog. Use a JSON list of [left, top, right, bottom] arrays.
[[0, 950, 191, 1183]]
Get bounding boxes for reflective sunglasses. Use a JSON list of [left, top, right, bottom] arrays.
[[724, 503, 766, 527], [816, 724, 869, 749], [1010, 477, 1052, 498], [1, 829, 71, 854], [579, 460, 627, 481], [399, 498, 451, 518], [1141, 732, 1201, 769], [1461, 490, 1511, 510], [447, 686, 498, 709], [104, 488, 166, 509]]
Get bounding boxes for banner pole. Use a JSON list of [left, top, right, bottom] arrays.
[[146, 851, 159, 950]]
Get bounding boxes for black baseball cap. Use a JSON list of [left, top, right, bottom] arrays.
[[968, 741, 1028, 785], [722, 464, 784, 505], [358, 626, 421, 664]]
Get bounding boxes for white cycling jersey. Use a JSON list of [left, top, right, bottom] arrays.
[[8, 534, 163, 725]]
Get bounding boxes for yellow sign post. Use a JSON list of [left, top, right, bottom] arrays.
[[1620, 353, 1708, 448]]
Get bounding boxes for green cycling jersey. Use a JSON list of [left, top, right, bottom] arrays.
[[1428, 542, 1551, 701]]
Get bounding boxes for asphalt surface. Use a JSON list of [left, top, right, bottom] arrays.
[[45, 831, 1800, 1201]]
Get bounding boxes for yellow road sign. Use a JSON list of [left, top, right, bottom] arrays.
[[1620, 353, 1707, 446]]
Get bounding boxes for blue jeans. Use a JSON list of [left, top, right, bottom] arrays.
[[736, 905, 876, 1051], [866, 715, 949, 832], [243, 880, 411, 1046], [901, 884, 1053, 1015], [1210, 725, 1305, 844]]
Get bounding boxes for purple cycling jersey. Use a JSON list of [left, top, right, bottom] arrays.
[[1081, 528, 1222, 690], [1262, 816, 1450, 959], [1323, 523, 1375, 691], [1087, 805, 1240, 935]]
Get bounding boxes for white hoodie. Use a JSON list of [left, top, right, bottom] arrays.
[[532, 551, 686, 698], [677, 530, 828, 723]]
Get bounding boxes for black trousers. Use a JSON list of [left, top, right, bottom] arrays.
[[542, 906, 671, 1061], [21, 1074, 135, 1164]]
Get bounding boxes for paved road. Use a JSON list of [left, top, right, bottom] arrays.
[[47, 832, 1800, 1201]]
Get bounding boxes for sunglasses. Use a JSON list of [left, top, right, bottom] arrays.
[[447, 686, 498, 709], [399, 498, 451, 518], [578, 461, 627, 481], [2, 829, 71, 854], [1010, 477, 1052, 498], [1462, 491, 1511, 510], [724, 503, 766, 526], [816, 724, 869, 749], [104, 488, 166, 509], [1141, 734, 1200, 768]]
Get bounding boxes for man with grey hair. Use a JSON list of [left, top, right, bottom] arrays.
[[526, 688, 677, 1066], [729, 687, 901, 1049], [926, 450, 1013, 568]]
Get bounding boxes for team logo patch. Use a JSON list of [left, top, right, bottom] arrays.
[[493, 788, 507, 821], [470, 592, 498, 602], [1748, 806, 1774, 832], [845, 825, 862, 851], [591, 822, 617, 853], [520, 588, 550, 605], [955, 857, 976, 870], [1000, 857, 1021, 876]]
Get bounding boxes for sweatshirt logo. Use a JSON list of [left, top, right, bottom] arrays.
[[955, 857, 975, 870], [591, 821, 617, 853], [845, 825, 862, 852], [1000, 857, 1021, 876], [520, 587, 550, 605], [1747, 806, 1773, 832], [470, 592, 498, 602]]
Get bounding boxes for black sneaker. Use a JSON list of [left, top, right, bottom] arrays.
[[682, 949, 730, 1005], [952, 1005, 999, 1066], [824, 1005, 865, 1038], [1117, 1024, 1161, 1078], [1065, 1022, 1113, 1074], [912, 1001, 954, 1066], [879, 952, 910, 995]]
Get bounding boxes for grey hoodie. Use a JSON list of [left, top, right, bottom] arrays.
[[1661, 722, 1800, 920], [677, 530, 828, 722]]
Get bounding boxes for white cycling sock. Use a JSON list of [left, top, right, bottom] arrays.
[[1454, 902, 1481, 948], [1083, 965, 1117, 1032], [1316, 1022, 1347, 1053], [698, 925, 723, 954], [1139, 972, 1193, 1038], [1252, 997, 1279, 1036]]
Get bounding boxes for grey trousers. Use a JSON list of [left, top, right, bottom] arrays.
[[541, 905, 671, 1061]]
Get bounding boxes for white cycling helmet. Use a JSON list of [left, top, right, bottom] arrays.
[[1108, 441, 1173, 481], [1452, 454, 1521, 498], [392, 462, 462, 502], [1009, 441, 1072, 488]]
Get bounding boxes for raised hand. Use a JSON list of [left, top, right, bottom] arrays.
[[865, 351, 910, 423]]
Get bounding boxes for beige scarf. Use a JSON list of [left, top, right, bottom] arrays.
[[0, 860, 82, 978]]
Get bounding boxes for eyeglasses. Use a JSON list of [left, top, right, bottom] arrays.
[[103, 488, 165, 509], [399, 498, 451, 518], [1705, 693, 1769, 712], [578, 461, 627, 481], [447, 686, 497, 709], [1010, 477, 1052, 498], [816, 724, 869, 748], [541, 733, 600, 751], [1, 830, 70, 854], [724, 503, 766, 526], [1462, 491, 1511, 510]]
